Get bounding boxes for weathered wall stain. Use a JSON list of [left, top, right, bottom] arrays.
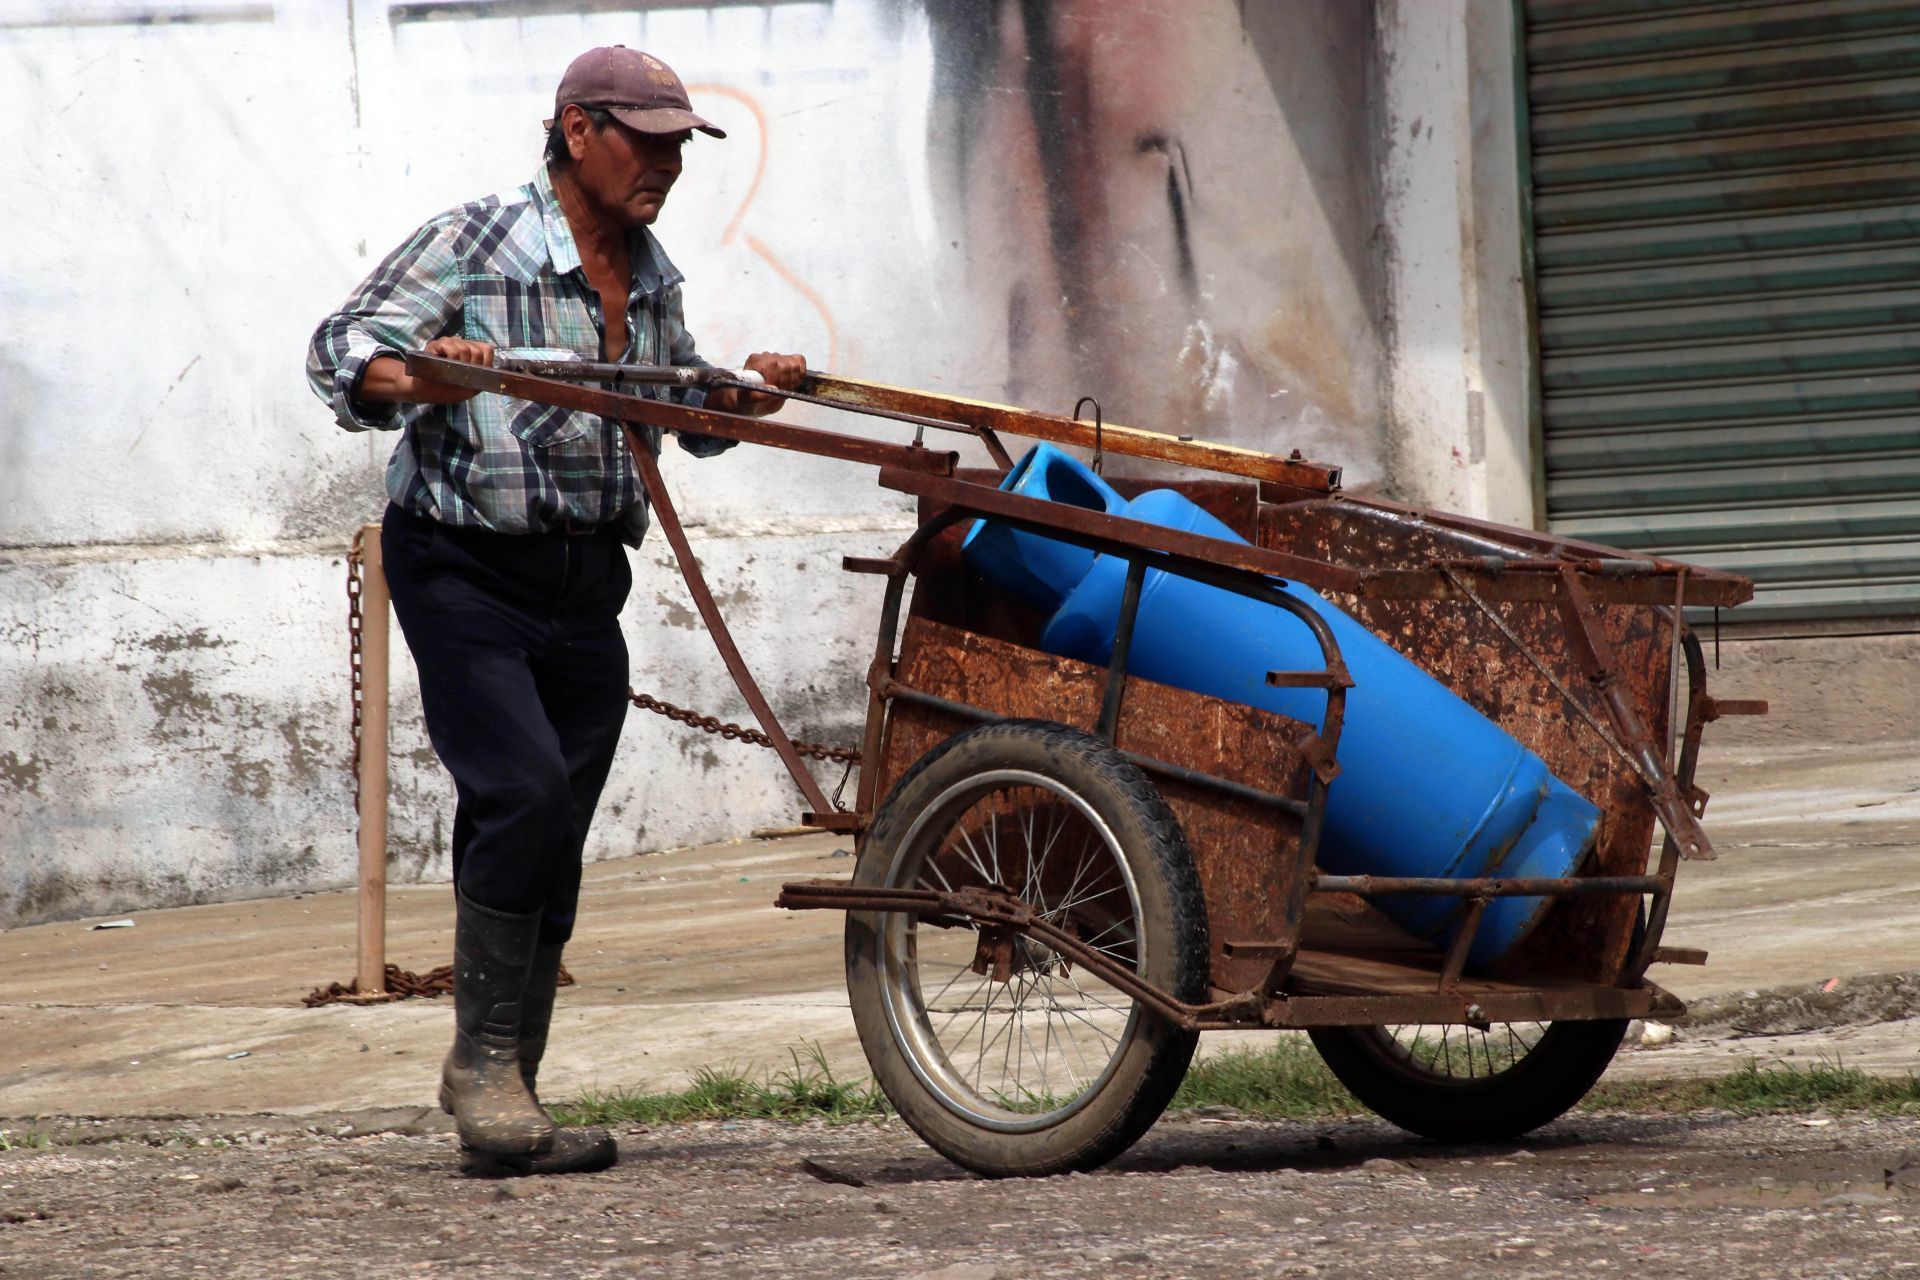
[[140, 670, 219, 736], [0, 751, 44, 795], [276, 712, 330, 785], [223, 755, 274, 801], [922, 0, 1386, 474], [1136, 133, 1199, 301], [279, 465, 389, 542], [650, 593, 701, 632], [138, 627, 229, 654], [2, 842, 325, 927]]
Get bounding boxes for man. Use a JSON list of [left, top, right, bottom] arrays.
[[307, 46, 805, 1176]]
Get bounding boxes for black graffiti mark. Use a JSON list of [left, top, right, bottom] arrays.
[[1138, 133, 1198, 300]]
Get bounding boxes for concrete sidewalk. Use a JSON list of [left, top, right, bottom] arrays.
[[3, 738, 1917, 1121]]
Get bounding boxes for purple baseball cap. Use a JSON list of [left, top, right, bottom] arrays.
[[546, 46, 725, 138]]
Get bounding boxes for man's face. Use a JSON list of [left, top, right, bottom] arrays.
[[569, 109, 689, 229]]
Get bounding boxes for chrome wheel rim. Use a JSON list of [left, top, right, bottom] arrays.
[[879, 768, 1146, 1133]]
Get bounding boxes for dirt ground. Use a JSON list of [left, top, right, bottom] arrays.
[[4, 736, 1917, 1119], [3, 1109, 1918, 1279], [3, 737, 1917, 1275]]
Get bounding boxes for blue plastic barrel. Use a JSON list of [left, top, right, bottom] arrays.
[[959, 443, 1129, 612], [962, 450, 1600, 967]]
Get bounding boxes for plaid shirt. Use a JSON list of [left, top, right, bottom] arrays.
[[307, 162, 732, 543]]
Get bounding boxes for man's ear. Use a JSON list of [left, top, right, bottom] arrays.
[[564, 105, 592, 163]]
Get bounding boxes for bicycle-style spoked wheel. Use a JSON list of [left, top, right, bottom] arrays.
[[883, 769, 1147, 1124], [1308, 1017, 1628, 1142], [1369, 1021, 1556, 1079], [846, 720, 1208, 1177]]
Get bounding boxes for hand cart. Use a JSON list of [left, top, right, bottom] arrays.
[[410, 351, 1767, 1177]]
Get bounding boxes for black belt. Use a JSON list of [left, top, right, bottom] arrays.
[[390, 505, 609, 539]]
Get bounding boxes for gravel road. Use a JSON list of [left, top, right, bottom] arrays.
[[4, 1109, 1917, 1279]]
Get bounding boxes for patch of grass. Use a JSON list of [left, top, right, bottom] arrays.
[[551, 1039, 1920, 1129], [1587, 1058, 1920, 1117], [551, 1044, 890, 1128], [1170, 1038, 1363, 1118], [0, 1128, 51, 1151]]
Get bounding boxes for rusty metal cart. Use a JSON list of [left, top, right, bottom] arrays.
[[410, 352, 1767, 1178]]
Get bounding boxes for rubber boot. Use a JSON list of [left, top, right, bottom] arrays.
[[459, 941, 616, 1177], [437, 893, 556, 1158]]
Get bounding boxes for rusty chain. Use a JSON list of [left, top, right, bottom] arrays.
[[627, 689, 861, 764], [319, 531, 859, 1006], [346, 529, 366, 814], [352, 528, 857, 776], [305, 962, 574, 1008]]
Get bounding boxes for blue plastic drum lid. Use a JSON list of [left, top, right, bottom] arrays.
[[1035, 486, 1602, 969], [959, 443, 1128, 613]]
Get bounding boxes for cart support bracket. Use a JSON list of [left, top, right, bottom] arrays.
[[1554, 567, 1717, 861]]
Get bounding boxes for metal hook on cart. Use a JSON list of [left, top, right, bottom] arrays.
[[1073, 396, 1104, 474]]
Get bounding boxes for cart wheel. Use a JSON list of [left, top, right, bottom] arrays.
[[1307, 1017, 1628, 1142], [845, 719, 1208, 1177]]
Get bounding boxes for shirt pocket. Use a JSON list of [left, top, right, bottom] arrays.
[[501, 397, 596, 449], [463, 272, 594, 448]]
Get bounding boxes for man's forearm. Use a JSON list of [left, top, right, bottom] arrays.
[[357, 339, 496, 406], [357, 354, 476, 405]]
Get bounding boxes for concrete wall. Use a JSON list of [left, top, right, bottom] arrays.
[[1374, 0, 1534, 525], [0, 0, 1403, 926]]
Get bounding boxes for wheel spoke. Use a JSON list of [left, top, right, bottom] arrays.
[[934, 973, 994, 1039], [1038, 987, 1102, 1083], [954, 825, 995, 886], [1054, 841, 1101, 921], [1019, 802, 1045, 907], [920, 954, 978, 1011], [860, 742, 1195, 1139], [1054, 881, 1127, 919], [998, 971, 1024, 1090], [1048, 995, 1123, 1052], [985, 811, 1006, 889], [971, 972, 999, 1089], [1077, 912, 1140, 954]]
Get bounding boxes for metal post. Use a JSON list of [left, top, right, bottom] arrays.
[[356, 525, 390, 996]]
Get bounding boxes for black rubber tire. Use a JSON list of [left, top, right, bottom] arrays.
[[845, 719, 1209, 1177], [1307, 1017, 1628, 1143]]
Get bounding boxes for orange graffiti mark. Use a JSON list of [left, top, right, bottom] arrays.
[[745, 232, 841, 371], [689, 82, 840, 370], [691, 83, 768, 249]]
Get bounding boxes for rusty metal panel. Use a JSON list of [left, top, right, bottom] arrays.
[[882, 618, 1315, 996], [1260, 499, 1672, 985]]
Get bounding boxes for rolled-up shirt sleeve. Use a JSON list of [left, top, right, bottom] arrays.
[[307, 219, 464, 433]]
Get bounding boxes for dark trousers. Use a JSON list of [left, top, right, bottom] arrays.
[[381, 503, 632, 944]]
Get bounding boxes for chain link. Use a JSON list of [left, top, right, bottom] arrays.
[[628, 689, 861, 764]]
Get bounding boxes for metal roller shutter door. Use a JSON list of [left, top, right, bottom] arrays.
[[1523, 0, 1920, 621]]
